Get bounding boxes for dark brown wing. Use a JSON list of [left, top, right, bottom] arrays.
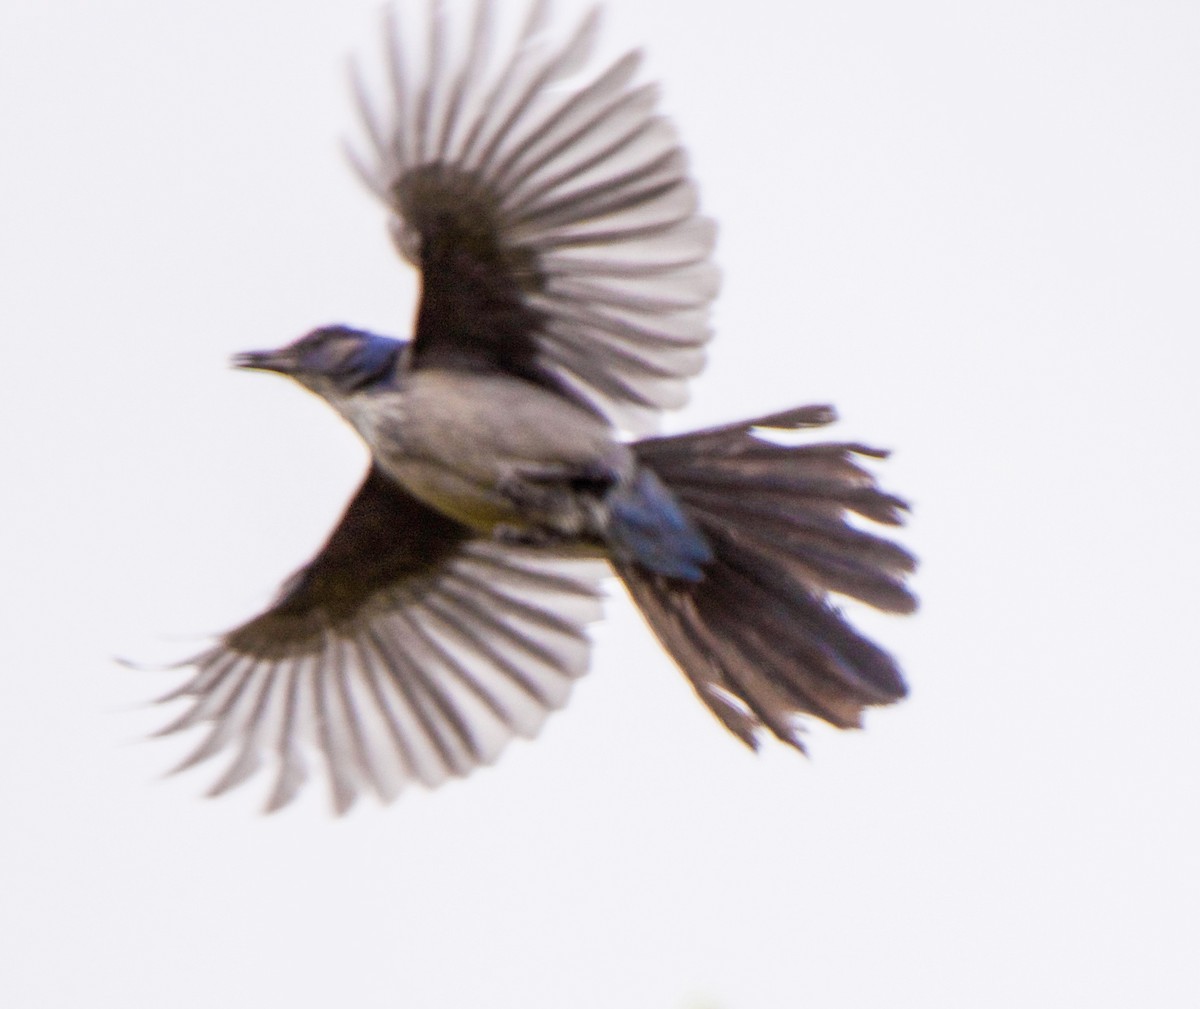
[[348, 0, 717, 431], [157, 467, 605, 814], [226, 467, 471, 654]]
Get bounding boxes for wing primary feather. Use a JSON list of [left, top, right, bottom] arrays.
[[548, 277, 707, 318], [557, 323, 702, 378], [332, 633, 403, 803], [415, 0, 447, 165], [384, 4, 413, 174], [458, 548, 601, 598], [490, 50, 643, 195], [311, 638, 361, 815], [374, 616, 484, 770], [513, 148, 684, 230], [540, 341, 668, 408], [518, 0, 554, 57], [350, 60, 390, 161], [435, 579, 579, 675], [434, 0, 493, 160], [449, 567, 591, 641], [343, 138, 393, 203], [365, 625, 460, 783], [353, 633, 421, 782], [546, 298, 710, 348], [471, 7, 601, 179], [153, 648, 238, 706], [204, 660, 280, 797], [529, 215, 698, 252], [502, 87, 661, 217], [154, 654, 251, 736], [455, 0, 547, 168], [394, 595, 519, 730], [167, 662, 270, 775], [420, 593, 567, 707], [265, 660, 310, 813]]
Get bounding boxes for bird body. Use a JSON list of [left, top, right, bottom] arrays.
[[376, 367, 631, 536], [258, 340, 714, 579], [157, 1, 917, 813]]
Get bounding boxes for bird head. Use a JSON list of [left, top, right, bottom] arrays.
[[233, 326, 403, 397]]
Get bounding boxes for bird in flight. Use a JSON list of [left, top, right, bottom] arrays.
[[156, 0, 917, 814]]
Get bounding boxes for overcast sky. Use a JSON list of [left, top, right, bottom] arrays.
[[2, 1, 1198, 1007]]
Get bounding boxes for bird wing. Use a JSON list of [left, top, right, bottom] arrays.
[[349, 0, 717, 431], [157, 467, 605, 814]]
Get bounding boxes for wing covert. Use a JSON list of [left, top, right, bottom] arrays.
[[157, 467, 605, 813], [348, 0, 717, 431]]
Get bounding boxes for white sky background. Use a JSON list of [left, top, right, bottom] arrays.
[[2, 0, 1198, 1006]]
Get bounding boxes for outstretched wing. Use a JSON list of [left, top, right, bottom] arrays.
[[157, 467, 605, 814], [348, 0, 717, 431]]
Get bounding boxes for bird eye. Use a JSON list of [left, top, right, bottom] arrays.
[[296, 334, 356, 376]]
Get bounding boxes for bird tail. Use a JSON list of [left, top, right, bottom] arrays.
[[616, 405, 917, 750]]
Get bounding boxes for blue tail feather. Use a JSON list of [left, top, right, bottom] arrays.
[[606, 469, 713, 582]]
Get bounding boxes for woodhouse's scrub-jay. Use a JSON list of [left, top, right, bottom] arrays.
[[157, 0, 918, 813]]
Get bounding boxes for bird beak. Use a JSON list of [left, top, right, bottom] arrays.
[[231, 348, 297, 374]]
